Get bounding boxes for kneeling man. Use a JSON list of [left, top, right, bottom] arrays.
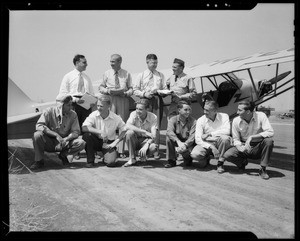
[[190, 100, 231, 172], [31, 95, 85, 169], [164, 100, 196, 168], [123, 99, 157, 167], [82, 95, 126, 167]]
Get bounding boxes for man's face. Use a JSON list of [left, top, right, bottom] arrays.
[[136, 103, 147, 117], [204, 103, 216, 119], [62, 100, 73, 114], [178, 104, 192, 118], [97, 100, 110, 114], [76, 58, 88, 72], [147, 59, 158, 71], [172, 63, 183, 76], [110, 56, 121, 70], [237, 104, 249, 119]]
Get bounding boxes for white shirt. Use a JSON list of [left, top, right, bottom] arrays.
[[133, 69, 166, 97], [57, 69, 94, 102], [126, 111, 157, 132], [82, 110, 126, 141], [195, 112, 230, 149], [99, 68, 132, 94], [232, 111, 274, 146]]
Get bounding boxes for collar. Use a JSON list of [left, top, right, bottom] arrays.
[[96, 110, 114, 120], [74, 68, 81, 75], [175, 72, 185, 78], [136, 111, 151, 123], [176, 114, 190, 125], [54, 106, 64, 123], [146, 69, 157, 76], [205, 113, 219, 123], [241, 112, 257, 124]]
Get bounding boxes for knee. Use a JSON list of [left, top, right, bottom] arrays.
[[219, 135, 232, 144], [77, 139, 86, 150], [82, 132, 92, 142], [190, 150, 203, 161], [33, 131, 44, 141], [125, 130, 135, 140], [263, 138, 274, 147]]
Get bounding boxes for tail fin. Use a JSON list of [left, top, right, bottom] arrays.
[[7, 78, 37, 117]]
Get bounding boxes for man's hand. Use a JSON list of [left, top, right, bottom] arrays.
[[210, 145, 220, 159], [202, 133, 211, 141], [236, 144, 247, 153], [176, 141, 186, 153], [144, 92, 153, 99], [106, 141, 117, 150], [138, 144, 148, 157], [245, 136, 253, 153], [143, 131, 153, 139], [77, 99, 85, 104]]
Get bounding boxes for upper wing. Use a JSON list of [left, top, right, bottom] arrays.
[[187, 48, 294, 77]]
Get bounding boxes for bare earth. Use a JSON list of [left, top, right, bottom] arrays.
[[6, 118, 295, 238]]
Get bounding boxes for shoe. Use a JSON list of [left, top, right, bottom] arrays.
[[183, 159, 192, 167], [164, 160, 176, 168], [85, 163, 95, 168], [139, 156, 147, 162], [106, 162, 116, 168], [119, 153, 127, 159], [123, 159, 137, 167], [238, 159, 248, 171], [74, 154, 80, 160], [30, 160, 45, 170], [58, 153, 70, 166], [259, 168, 269, 180], [217, 165, 225, 174]]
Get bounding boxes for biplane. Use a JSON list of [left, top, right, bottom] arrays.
[[7, 48, 294, 139]]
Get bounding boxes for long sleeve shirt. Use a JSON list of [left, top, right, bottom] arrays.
[[82, 110, 126, 141], [167, 115, 196, 148], [99, 68, 132, 94], [36, 106, 80, 137], [133, 69, 167, 97], [232, 111, 274, 146], [57, 69, 94, 102], [195, 112, 230, 149], [166, 73, 197, 103]]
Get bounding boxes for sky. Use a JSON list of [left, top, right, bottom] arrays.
[[8, 3, 295, 111]]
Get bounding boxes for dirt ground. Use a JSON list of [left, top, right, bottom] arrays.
[[5, 118, 295, 238]]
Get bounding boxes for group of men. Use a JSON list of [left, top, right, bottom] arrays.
[[30, 53, 274, 180]]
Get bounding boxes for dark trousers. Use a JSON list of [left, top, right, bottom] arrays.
[[223, 137, 274, 167], [82, 133, 117, 165], [72, 102, 91, 133], [166, 136, 193, 164]]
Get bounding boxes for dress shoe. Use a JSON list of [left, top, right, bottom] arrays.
[[123, 159, 137, 167], [164, 160, 176, 168], [217, 165, 225, 174], [183, 159, 192, 167], [85, 163, 95, 168], [30, 160, 45, 170], [58, 153, 70, 166], [238, 159, 248, 171], [259, 168, 269, 180]]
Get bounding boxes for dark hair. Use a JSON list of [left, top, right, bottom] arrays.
[[238, 100, 255, 112], [177, 100, 191, 109], [73, 54, 85, 65], [146, 54, 158, 61], [111, 54, 122, 62], [135, 98, 150, 109]]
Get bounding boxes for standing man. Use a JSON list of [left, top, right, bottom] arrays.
[[82, 95, 127, 168], [223, 100, 274, 179], [133, 54, 166, 157], [57, 54, 95, 159], [123, 99, 157, 167], [166, 58, 197, 119], [99, 54, 133, 157], [30, 95, 86, 170], [164, 100, 196, 168], [190, 100, 231, 172]]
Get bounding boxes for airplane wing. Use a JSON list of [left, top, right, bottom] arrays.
[[187, 48, 294, 77]]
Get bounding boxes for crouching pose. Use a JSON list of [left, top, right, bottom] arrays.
[[123, 99, 157, 167], [31, 95, 86, 169], [164, 100, 196, 168], [190, 100, 231, 172], [223, 100, 274, 179], [82, 95, 126, 168]]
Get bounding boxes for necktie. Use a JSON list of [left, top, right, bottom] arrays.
[[149, 71, 153, 81], [115, 71, 120, 89], [77, 73, 85, 93], [175, 75, 178, 82]]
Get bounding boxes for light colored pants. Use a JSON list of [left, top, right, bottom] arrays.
[[110, 95, 130, 154], [32, 131, 85, 162], [191, 135, 232, 166], [125, 130, 156, 160]]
